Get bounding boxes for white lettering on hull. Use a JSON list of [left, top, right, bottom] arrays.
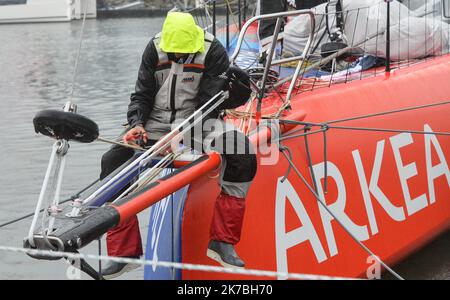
[[390, 133, 429, 216], [312, 162, 369, 258], [424, 124, 450, 204], [353, 140, 406, 236], [275, 178, 327, 279], [275, 124, 449, 274]]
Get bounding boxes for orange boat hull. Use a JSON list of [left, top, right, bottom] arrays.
[[180, 55, 450, 279]]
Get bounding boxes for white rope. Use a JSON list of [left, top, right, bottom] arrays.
[[0, 245, 360, 280], [78, 91, 227, 209]]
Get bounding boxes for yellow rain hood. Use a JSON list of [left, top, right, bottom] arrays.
[[159, 12, 205, 54]]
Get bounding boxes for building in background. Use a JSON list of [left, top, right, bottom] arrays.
[[0, 0, 97, 24]]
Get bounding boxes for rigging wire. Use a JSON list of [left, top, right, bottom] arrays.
[[325, 125, 450, 136], [279, 147, 405, 280], [267, 100, 450, 281], [279, 123, 450, 142], [21, 1, 89, 239], [0, 178, 99, 229], [68, 0, 89, 104], [276, 100, 450, 141], [327, 100, 450, 125]]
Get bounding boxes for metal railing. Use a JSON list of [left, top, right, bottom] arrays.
[[229, 9, 316, 104], [281, 0, 450, 96], [185, 0, 255, 49]]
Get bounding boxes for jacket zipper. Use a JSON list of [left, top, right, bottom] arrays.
[[169, 74, 177, 123]]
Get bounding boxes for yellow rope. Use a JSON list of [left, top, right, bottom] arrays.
[[226, 98, 291, 120]]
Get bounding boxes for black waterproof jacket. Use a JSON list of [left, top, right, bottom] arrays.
[[127, 36, 230, 128]]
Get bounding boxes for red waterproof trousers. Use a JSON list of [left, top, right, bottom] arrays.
[[209, 192, 246, 244], [106, 215, 143, 257], [106, 192, 245, 256]]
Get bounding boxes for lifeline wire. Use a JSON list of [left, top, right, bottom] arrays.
[[0, 245, 360, 280], [326, 125, 450, 136], [327, 100, 450, 125], [279, 124, 450, 142], [271, 99, 450, 280], [279, 148, 404, 280], [277, 100, 450, 142]]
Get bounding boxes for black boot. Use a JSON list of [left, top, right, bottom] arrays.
[[206, 240, 245, 268], [100, 256, 140, 280]]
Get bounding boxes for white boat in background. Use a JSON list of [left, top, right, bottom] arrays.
[[0, 0, 97, 24]]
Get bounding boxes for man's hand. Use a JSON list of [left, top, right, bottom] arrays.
[[123, 124, 148, 146]]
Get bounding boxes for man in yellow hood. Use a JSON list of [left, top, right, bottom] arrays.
[[99, 11, 256, 279]]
